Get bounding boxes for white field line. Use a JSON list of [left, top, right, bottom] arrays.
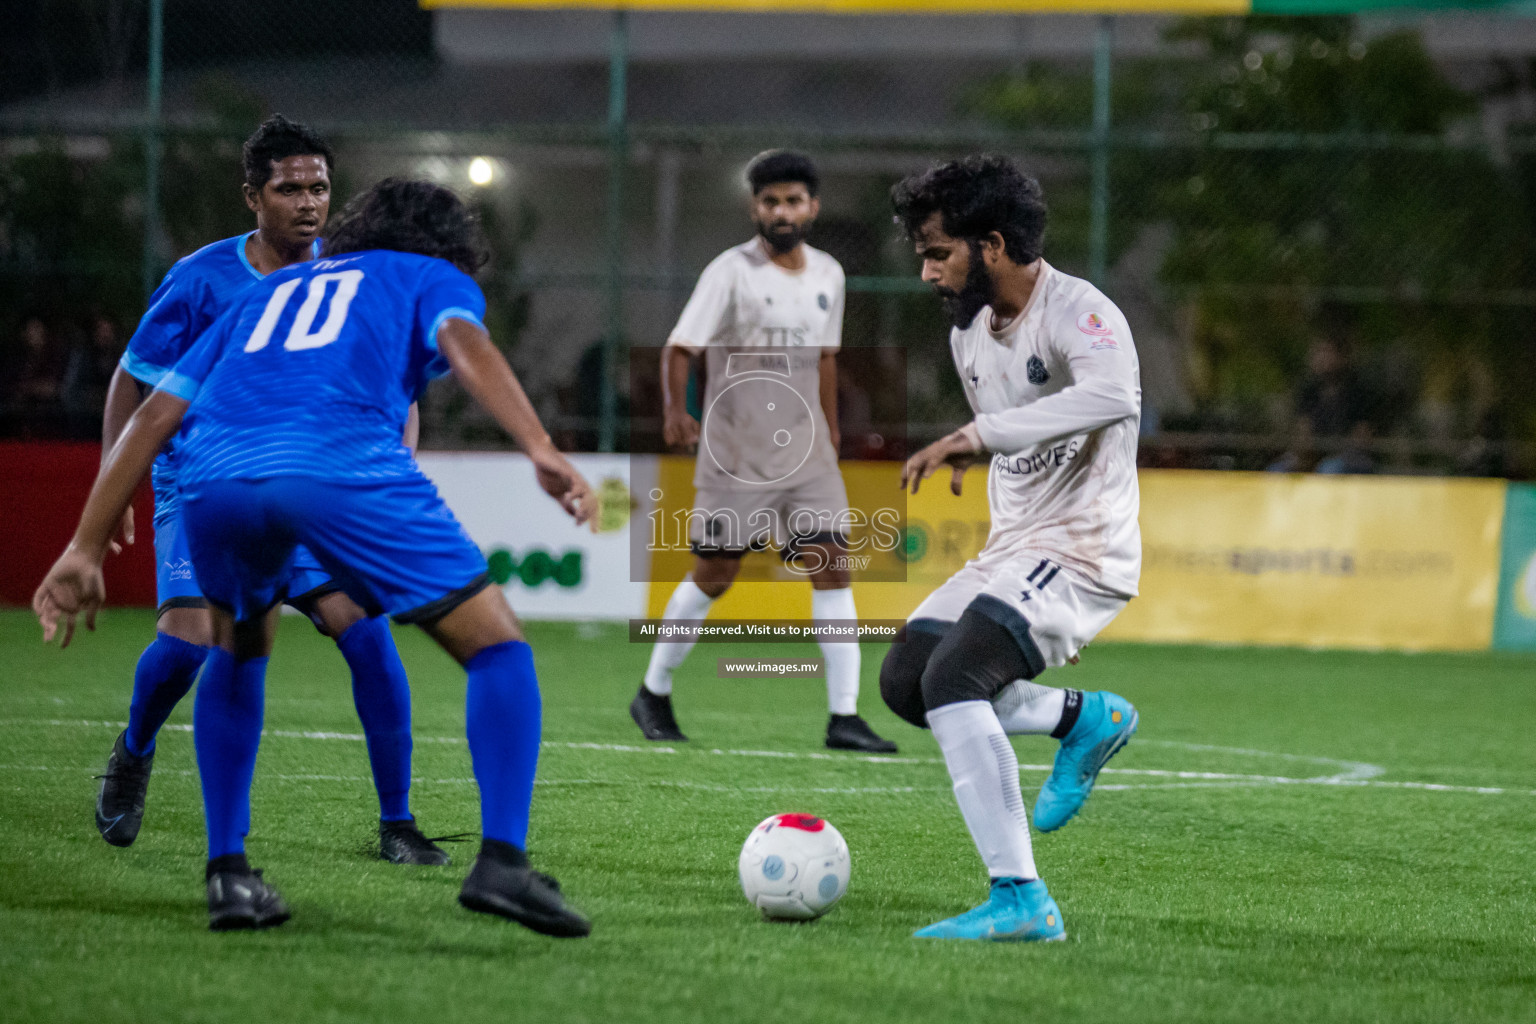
[[1132, 738, 1383, 783], [1096, 779, 1530, 795], [0, 763, 930, 796], [1, 719, 1531, 797]]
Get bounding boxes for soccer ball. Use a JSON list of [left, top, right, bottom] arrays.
[[738, 813, 850, 920]]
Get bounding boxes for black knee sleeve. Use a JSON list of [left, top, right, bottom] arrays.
[[919, 598, 1044, 713], [879, 621, 947, 729]]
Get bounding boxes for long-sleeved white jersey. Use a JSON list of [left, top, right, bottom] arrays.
[[951, 260, 1142, 596]]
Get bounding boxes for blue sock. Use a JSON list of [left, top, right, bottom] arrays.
[[193, 648, 266, 860], [337, 617, 414, 821], [465, 640, 542, 848], [125, 632, 208, 757]]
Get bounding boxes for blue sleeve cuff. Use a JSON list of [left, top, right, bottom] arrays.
[[156, 371, 201, 402], [120, 350, 174, 387], [427, 307, 486, 350]]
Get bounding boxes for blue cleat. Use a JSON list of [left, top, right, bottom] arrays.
[[1033, 690, 1138, 833], [914, 877, 1066, 942]]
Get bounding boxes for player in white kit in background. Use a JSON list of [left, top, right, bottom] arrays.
[[632, 151, 897, 754], [882, 155, 1142, 941]]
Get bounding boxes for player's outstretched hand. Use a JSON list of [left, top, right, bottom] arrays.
[[33, 547, 106, 648], [900, 429, 982, 496], [531, 445, 598, 529], [663, 408, 700, 453]]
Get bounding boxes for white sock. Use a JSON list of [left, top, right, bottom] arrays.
[[992, 680, 1067, 735], [927, 700, 1037, 880], [643, 579, 714, 696], [812, 587, 860, 716]]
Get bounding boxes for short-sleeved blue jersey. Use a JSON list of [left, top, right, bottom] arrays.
[[157, 249, 485, 487], [122, 231, 319, 518]]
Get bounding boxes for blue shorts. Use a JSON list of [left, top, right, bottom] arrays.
[[152, 509, 340, 617], [151, 509, 206, 614], [179, 474, 490, 625], [285, 545, 339, 605]]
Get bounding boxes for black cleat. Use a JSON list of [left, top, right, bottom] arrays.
[[95, 730, 153, 847], [629, 684, 688, 742], [458, 840, 591, 938], [379, 818, 451, 866], [826, 713, 898, 754], [207, 867, 291, 931]]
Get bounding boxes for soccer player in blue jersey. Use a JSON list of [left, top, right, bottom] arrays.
[[37, 178, 595, 935], [96, 115, 447, 866]]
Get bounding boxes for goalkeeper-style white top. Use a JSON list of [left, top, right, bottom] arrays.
[[952, 260, 1142, 596]]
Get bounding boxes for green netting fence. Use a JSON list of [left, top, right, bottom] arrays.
[[4, 4, 1536, 475]]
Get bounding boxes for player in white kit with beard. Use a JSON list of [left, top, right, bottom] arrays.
[[882, 155, 1141, 941], [632, 150, 896, 754]]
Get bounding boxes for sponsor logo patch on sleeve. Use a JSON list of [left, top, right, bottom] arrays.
[[1077, 311, 1113, 337]]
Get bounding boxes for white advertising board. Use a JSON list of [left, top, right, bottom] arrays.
[[416, 452, 652, 621]]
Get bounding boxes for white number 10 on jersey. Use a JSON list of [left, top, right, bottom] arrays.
[[244, 270, 365, 353]]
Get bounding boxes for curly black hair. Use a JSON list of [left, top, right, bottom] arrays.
[[242, 114, 335, 189], [890, 154, 1047, 265], [320, 178, 489, 275], [747, 149, 819, 197]]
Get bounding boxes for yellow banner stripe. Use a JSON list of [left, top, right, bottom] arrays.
[[424, 0, 1249, 14]]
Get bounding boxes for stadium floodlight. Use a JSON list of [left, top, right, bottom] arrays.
[[468, 157, 494, 187]]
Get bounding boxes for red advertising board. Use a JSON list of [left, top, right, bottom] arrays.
[[0, 443, 157, 608]]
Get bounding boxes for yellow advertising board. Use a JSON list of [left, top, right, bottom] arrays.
[[1109, 471, 1504, 651], [644, 455, 918, 621], [643, 455, 996, 623], [645, 459, 1506, 651]]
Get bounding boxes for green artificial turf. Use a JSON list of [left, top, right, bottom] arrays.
[[1, 609, 1533, 1023]]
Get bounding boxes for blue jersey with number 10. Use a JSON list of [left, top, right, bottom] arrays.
[[158, 249, 485, 488]]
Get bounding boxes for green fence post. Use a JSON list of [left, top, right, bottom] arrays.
[[1088, 14, 1113, 288], [598, 8, 629, 454], [142, 0, 165, 304]]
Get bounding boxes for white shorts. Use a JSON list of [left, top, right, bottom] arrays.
[[690, 473, 851, 556], [909, 552, 1129, 671]]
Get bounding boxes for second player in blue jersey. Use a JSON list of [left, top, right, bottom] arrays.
[[39, 178, 597, 937], [95, 116, 446, 867]]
